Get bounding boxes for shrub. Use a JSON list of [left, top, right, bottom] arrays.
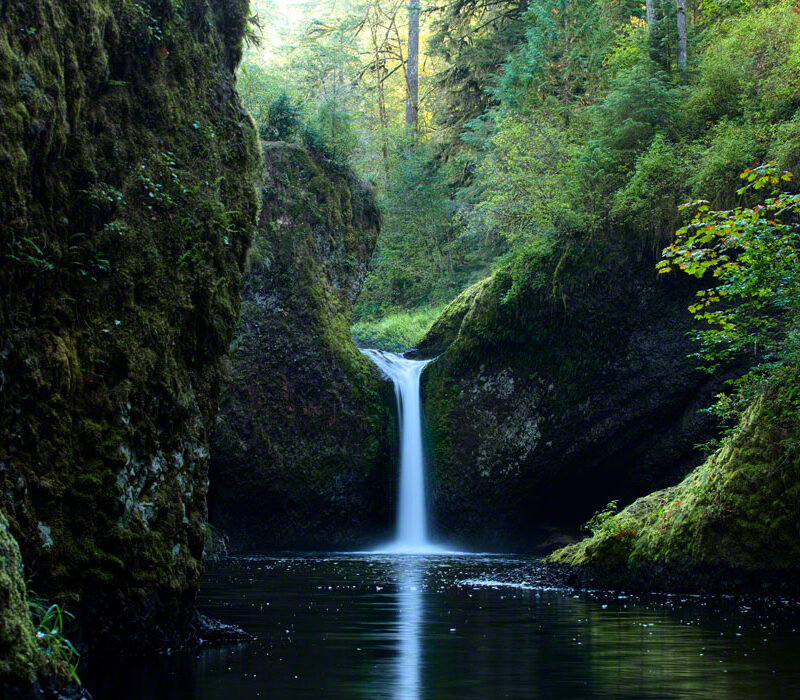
[[583, 500, 620, 534], [611, 133, 689, 246], [590, 61, 678, 166], [259, 92, 301, 142], [658, 163, 800, 425], [688, 119, 762, 208]]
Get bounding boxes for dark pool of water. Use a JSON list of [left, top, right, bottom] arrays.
[[91, 553, 800, 698]]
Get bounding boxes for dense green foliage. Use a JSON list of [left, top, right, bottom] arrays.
[[659, 165, 800, 428], [461, 0, 800, 256], [241, 0, 800, 351]]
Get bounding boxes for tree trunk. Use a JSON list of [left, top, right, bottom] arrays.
[[645, 0, 655, 32], [562, 12, 570, 127], [676, 0, 687, 74], [406, 0, 420, 136], [369, 17, 390, 181]]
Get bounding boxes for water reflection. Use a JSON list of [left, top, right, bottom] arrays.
[[84, 554, 800, 700], [394, 558, 424, 700]]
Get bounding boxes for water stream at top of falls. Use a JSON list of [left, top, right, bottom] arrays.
[[361, 349, 436, 553]]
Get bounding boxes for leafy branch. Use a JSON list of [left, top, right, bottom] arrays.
[[657, 162, 800, 422]]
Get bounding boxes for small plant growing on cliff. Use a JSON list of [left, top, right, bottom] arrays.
[[5, 234, 54, 271], [583, 500, 619, 534], [260, 92, 301, 141], [28, 598, 81, 687]]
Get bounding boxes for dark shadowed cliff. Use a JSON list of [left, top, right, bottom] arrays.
[[419, 242, 737, 550], [0, 0, 261, 678], [209, 142, 394, 550]]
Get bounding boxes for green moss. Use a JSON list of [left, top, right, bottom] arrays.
[[415, 277, 491, 356], [0, 511, 43, 684], [209, 141, 392, 550], [0, 0, 260, 658], [549, 375, 800, 582]]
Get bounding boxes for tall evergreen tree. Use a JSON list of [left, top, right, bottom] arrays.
[[676, 0, 687, 73], [406, 0, 421, 134], [428, 0, 529, 152]]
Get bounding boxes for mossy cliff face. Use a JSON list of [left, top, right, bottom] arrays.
[[209, 142, 393, 550], [0, 511, 43, 689], [548, 375, 800, 592], [419, 243, 735, 550], [0, 0, 260, 657]]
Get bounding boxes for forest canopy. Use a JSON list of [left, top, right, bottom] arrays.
[[240, 0, 800, 408]]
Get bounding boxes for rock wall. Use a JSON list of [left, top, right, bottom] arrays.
[[419, 242, 737, 550], [548, 372, 800, 593], [209, 142, 394, 550], [0, 0, 260, 660]]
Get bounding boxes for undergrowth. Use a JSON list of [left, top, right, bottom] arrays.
[[351, 304, 445, 351]]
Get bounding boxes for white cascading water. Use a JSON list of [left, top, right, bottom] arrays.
[[361, 350, 435, 552]]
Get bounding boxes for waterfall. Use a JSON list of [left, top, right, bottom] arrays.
[[362, 350, 435, 552]]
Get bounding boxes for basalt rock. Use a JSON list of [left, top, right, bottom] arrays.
[[209, 143, 394, 550], [0, 0, 260, 665], [548, 373, 800, 593], [419, 241, 738, 550]]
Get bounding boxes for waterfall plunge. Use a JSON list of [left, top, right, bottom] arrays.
[[362, 350, 438, 553]]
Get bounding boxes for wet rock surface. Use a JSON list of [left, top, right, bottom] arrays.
[[209, 143, 394, 550], [196, 614, 256, 647], [0, 0, 260, 665], [419, 243, 740, 550]]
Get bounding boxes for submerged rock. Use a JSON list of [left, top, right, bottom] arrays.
[[209, 143, 394, 550], [0, 0, 260, 663], [419, 242, 738, 550], [196, 614, 255, 647]]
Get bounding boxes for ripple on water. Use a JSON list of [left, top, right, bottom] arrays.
[[85, 553, 800, 699]]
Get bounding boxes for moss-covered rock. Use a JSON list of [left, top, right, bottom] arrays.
[[548, 375, 800, 592], [0, 0, 260, 660], [413, 279, 489, 358], [419, 241, 738, 550], [0, 511, 42, 689], [209, 142, 393, 550]]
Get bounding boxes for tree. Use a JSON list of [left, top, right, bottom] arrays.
[[361, 0, 402, 178], [428, 0, 530, 151], [406, 0, 420, 135], [676, 0, 687, 74], [497, 0, 611, 127]]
